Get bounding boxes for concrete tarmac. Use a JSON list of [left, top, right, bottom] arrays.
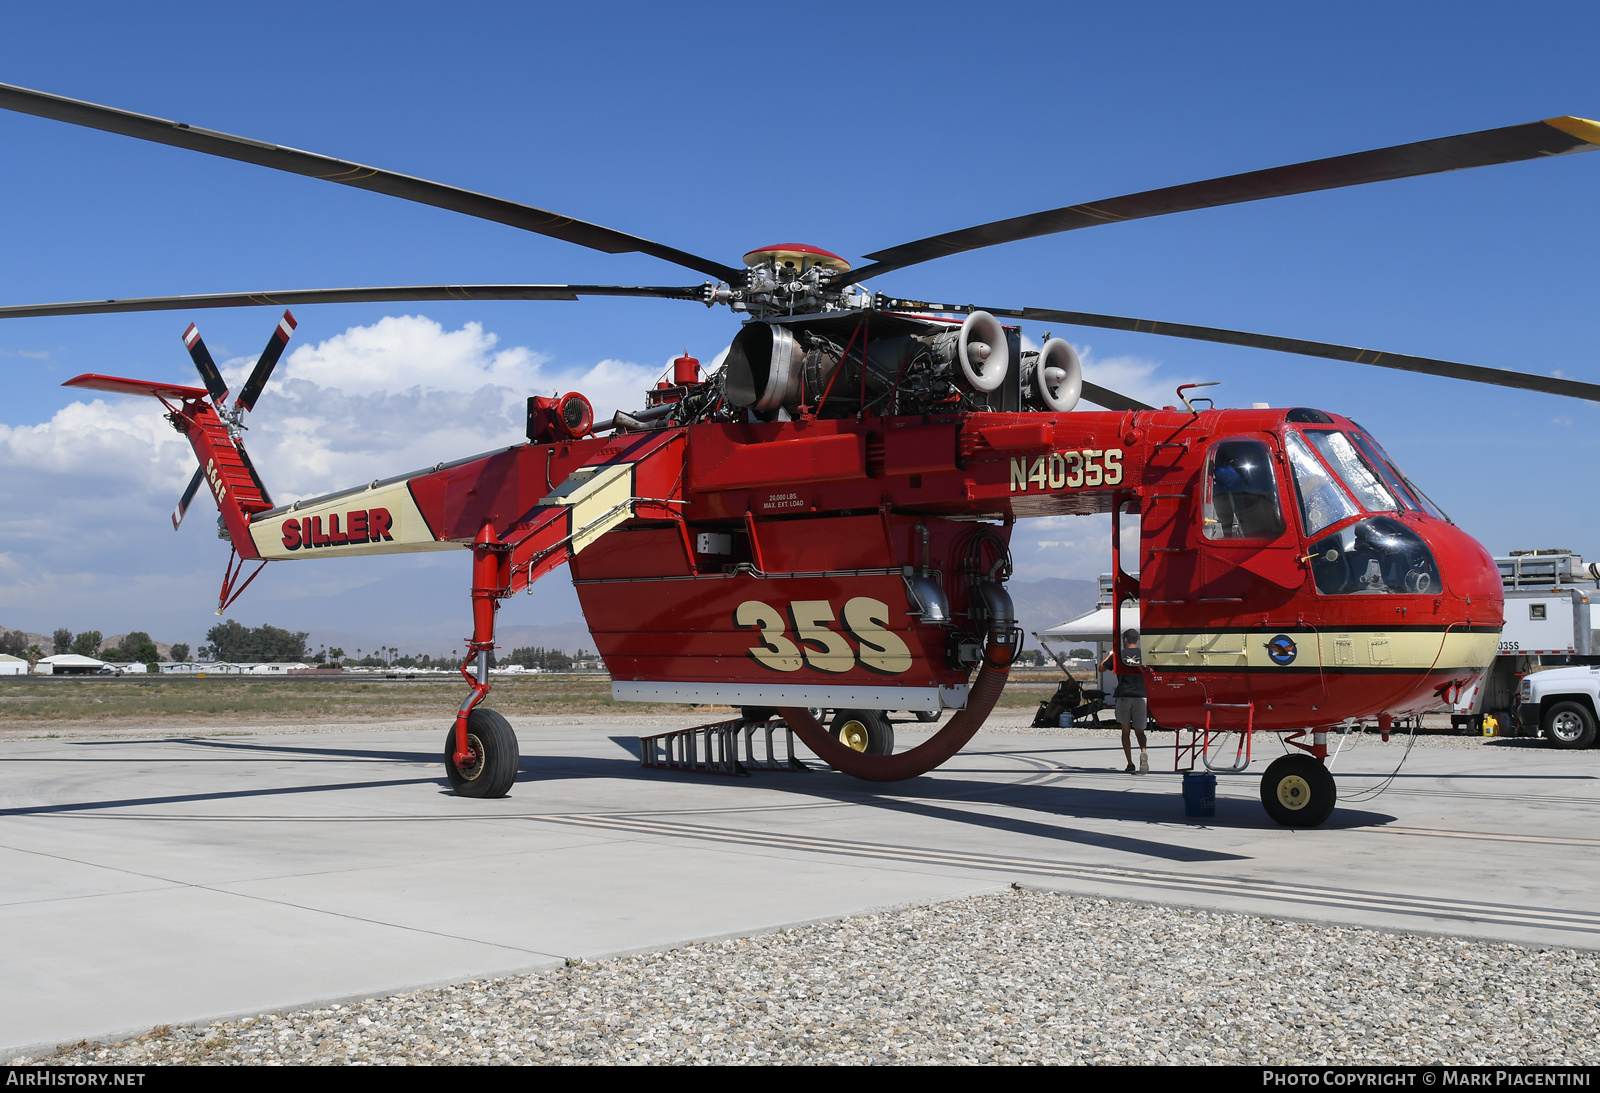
[[2, 718, 1596, 1056]]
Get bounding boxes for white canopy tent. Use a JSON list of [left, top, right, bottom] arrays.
[[1036, 606, 1141, 645], [1035, 604, 1141, 693]]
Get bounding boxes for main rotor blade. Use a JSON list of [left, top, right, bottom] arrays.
[[235, 310, 297, 412], [1076, 381, 1154, 413], [0, 82, 743, 283], [0, 284, 713, 319], [172, 466, 204, 531], [842, 117, 1600, 285], [974, 302, 1600, 403]]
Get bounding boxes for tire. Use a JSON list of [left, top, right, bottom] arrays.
[[914, 709, 940, 723], [741, 706, 778, 725], [1542, 701, 1597, 750], [444, 707, 520, 798], [1260, 754, 1337, 828], [830, 709, 895, 756]]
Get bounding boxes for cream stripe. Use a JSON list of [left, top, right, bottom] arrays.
[[1142, 629, 1497, 672]]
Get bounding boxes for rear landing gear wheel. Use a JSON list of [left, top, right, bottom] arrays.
[[444, 707, 519, 798], [913, 709, 940, 723], [1260, 754, 1336, 828], [830, 709, 894, 756]]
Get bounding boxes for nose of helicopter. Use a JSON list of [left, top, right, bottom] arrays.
[[1421, 517, 1504, 622]]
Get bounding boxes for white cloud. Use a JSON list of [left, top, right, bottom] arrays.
[[0, 396, 190, 486], [1010, 513, 1120, 583], [207, 315, 659, 501], [1074, 345, 1192, 411], [0, 316, 660, 631]]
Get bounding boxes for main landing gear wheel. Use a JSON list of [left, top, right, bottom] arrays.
[[1543, 701, 1597, 749], [1260, 754, 1336, 828], [830, 709, 894, 756], [913, 709, 941, 723], [444, 707, 520, 798]]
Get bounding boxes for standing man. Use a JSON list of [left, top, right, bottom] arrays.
[[1101, 628, 1148, 774]]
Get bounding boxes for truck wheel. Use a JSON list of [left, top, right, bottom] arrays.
[[1260, 754, 1337, 828], [1542, 702, 1597, 749]]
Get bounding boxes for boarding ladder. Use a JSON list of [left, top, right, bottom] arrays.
[[639, 714, 808, 777]]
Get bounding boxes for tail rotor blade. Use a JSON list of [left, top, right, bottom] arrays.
[[235, 309, 296, 412], [181, 323, 229, 404], [172, 466, 204, 530]]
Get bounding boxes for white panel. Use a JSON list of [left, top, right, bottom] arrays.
[[611, 681, 969, 713], [250, 479, 462, 560]]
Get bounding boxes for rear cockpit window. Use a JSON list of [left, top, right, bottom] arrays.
[[1203, 438, 1286, 540]]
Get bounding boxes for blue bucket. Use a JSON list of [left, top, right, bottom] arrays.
[[1182, 772, 1216, 818]]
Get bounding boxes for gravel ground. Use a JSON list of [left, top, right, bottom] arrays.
[[15, 888, 1598, 1066]]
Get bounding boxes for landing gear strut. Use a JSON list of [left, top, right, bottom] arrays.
[[445, 522, 520, 797]]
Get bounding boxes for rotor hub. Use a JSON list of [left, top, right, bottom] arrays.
[[734, 244, 867, 319]]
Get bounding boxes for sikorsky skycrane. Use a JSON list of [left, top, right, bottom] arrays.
[[4, 82, 1599, 827]]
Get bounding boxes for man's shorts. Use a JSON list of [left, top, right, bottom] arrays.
[[1115, 697, 1148, 733]]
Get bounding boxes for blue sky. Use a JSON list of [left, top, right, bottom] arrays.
[[0, 1, 1595, 651]]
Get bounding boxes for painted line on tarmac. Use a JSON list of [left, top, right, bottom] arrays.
[[1372, 825, 1600, 849], [542, 813, 1600, 938]]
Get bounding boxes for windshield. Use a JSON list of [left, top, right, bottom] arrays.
[[1303, 430, 1398, 513], [1349, 425, 1452, 523], [1283, 431, 1359, 534]]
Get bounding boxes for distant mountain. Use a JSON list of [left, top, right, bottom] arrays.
[[288, 579, 1102, 661], [0, 627, 179, 661], [10, 577, 1098, 664], [1006, 578, 1100, 644]]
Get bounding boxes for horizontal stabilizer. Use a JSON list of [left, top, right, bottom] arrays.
[[62, 373, 209, 400]]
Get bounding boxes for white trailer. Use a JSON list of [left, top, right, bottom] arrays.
[[1451, 549, 1598, 734]]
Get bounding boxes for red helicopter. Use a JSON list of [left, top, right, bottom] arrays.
[[4, 82, 1599, 827]]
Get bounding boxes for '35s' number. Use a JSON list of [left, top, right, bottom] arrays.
[[735, 598, 913, 675]]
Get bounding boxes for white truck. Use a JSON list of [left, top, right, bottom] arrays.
[[1451, 549, 1599, 743], [1519, 664, 1600, 748]]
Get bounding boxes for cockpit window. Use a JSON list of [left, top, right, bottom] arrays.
[[1283, 431, 1358, 534], [1308, 517, 1441, 595], [1203, 438, 1286, 540], [1303, 430, 1398, 513], [1350, 425, 1453, 523]]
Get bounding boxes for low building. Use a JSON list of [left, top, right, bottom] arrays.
[[36, 653, 106, 676], [0, 654, 27, 677]]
